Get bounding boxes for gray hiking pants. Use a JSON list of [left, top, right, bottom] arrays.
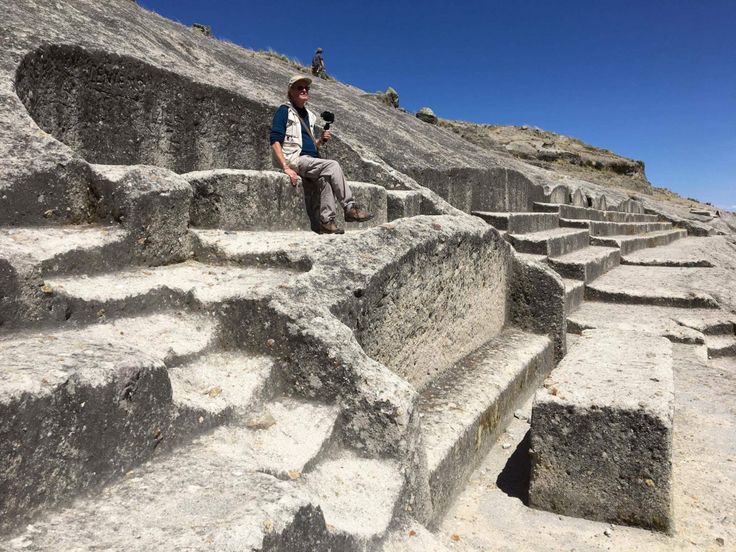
[[296, 156, 354, 224]]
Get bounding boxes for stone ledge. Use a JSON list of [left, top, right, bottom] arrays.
[[529, 329, 674, 532]]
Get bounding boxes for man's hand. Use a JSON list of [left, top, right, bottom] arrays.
[[284, 167, 300, 186], [320, 129, 332, 144]]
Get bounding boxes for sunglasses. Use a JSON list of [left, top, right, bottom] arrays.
[[293, 85, 310, 92]]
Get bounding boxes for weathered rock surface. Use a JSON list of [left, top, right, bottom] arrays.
[[1, 0, 734, 549], [529, 330, 674, 532], [416, 107, 438, 125]]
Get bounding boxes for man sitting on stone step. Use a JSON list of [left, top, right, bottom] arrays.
[[270, 75, 373, 234]]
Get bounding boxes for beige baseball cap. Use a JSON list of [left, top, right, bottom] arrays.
[[288, 75, 313, 88]]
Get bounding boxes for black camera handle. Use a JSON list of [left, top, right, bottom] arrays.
[[321, 111, 335, 130]]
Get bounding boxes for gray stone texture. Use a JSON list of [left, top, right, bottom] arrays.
[[5, 430, 346, 551], [548, 245, 621, 283], [563, 278, 585, 314], [585, 264, 723, 309], [355, 218, 513, 389], [386, 189, 422, 221], [587, 221, 673, 236], [618, 198, 646, 214], [185, 169, 387, 232], [508, 228, 590, 257], [419, 329, 554, 522], [591, 228, 688, 255], [0, 225, 130, 327], [510, 255, 567, 360], [529, 330, 674, 532], [0, 312, 220, 531], [410, 167, 546, 214], [472, 212, 559, 234], [570, 188, 586, 207], [545, 185, 571, 204], [567, 301, 735, 345], [0, 0, 733, 546], [537, 203, 661, 223], [89, 164, 193, 265]]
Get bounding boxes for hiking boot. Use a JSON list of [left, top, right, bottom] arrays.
[[319, 220, 345, 234], [344, 205, 374, 223]]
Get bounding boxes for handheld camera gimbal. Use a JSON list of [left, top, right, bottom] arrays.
[[321, 111, 335, 130]]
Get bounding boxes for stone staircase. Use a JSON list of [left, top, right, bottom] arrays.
[[2, 169, 733, 549], [0, 168, 565, 550], [469, 198, 734, 535], [473, 201, 689, 316], [473, 200, 735, 358]]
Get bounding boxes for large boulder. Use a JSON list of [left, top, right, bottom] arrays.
[[416, 107, 438, 125]]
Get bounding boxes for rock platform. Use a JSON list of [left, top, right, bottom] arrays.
[[1, 1, 734, 550]]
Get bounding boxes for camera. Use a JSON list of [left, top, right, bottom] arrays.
[[321, 111, 335, 130]]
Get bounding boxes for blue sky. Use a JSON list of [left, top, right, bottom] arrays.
[[140, 0, 735, 209]]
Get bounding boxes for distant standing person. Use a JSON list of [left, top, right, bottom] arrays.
[[311, 47, 326, 79], [269, 75, 373, 234]]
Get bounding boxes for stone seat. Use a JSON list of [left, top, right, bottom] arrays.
[[185, 169, 388, 232], [547, 245, 620, 283], [0, 311, 222, 532], [590, 228, 687, 255], [529, 329, 675, 532], [534, 202, 660, 223], [507, 227, 590, 258], [471, 211, 558, 234], [5, 424, 403, 551], [418, 328, 554, 521]]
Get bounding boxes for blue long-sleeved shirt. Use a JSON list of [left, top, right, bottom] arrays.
[[269, 105, 319, 158]]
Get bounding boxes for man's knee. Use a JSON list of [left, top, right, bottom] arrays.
[[323, 159, 343, 176]]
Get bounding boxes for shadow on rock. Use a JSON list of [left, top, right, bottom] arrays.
[[496, 430, 531, 504]]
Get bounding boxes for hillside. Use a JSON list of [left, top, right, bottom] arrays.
[[439, 119, 650, 192], [0, 1, 735, 551]]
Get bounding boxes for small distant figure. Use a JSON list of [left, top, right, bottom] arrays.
[[311, 47, 327, 79]]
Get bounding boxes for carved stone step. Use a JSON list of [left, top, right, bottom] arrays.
[[0, 225, 130, 326], [471, 211, 559, 234], [43, 260, 304, 322], [585, 265, 720, 309], [4, 430, 338, 551], [704, 334, 736, 358], [533, 202, 660, 223], [303, 449, 404, 546], [387, 189, 422, 221], [185, 169, 387, 232], [560, 219, 673, 236], [567, 300, 735, 343], [0, 312, 220, 532], [508, 228, 590, 257], [529, 329, 674, 532], [418, 328, 554, 522], [548, 245, 620, 283], [590, 228, 687, 255], [563, 278, 584, 315], [169, 351, 278, 433]]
